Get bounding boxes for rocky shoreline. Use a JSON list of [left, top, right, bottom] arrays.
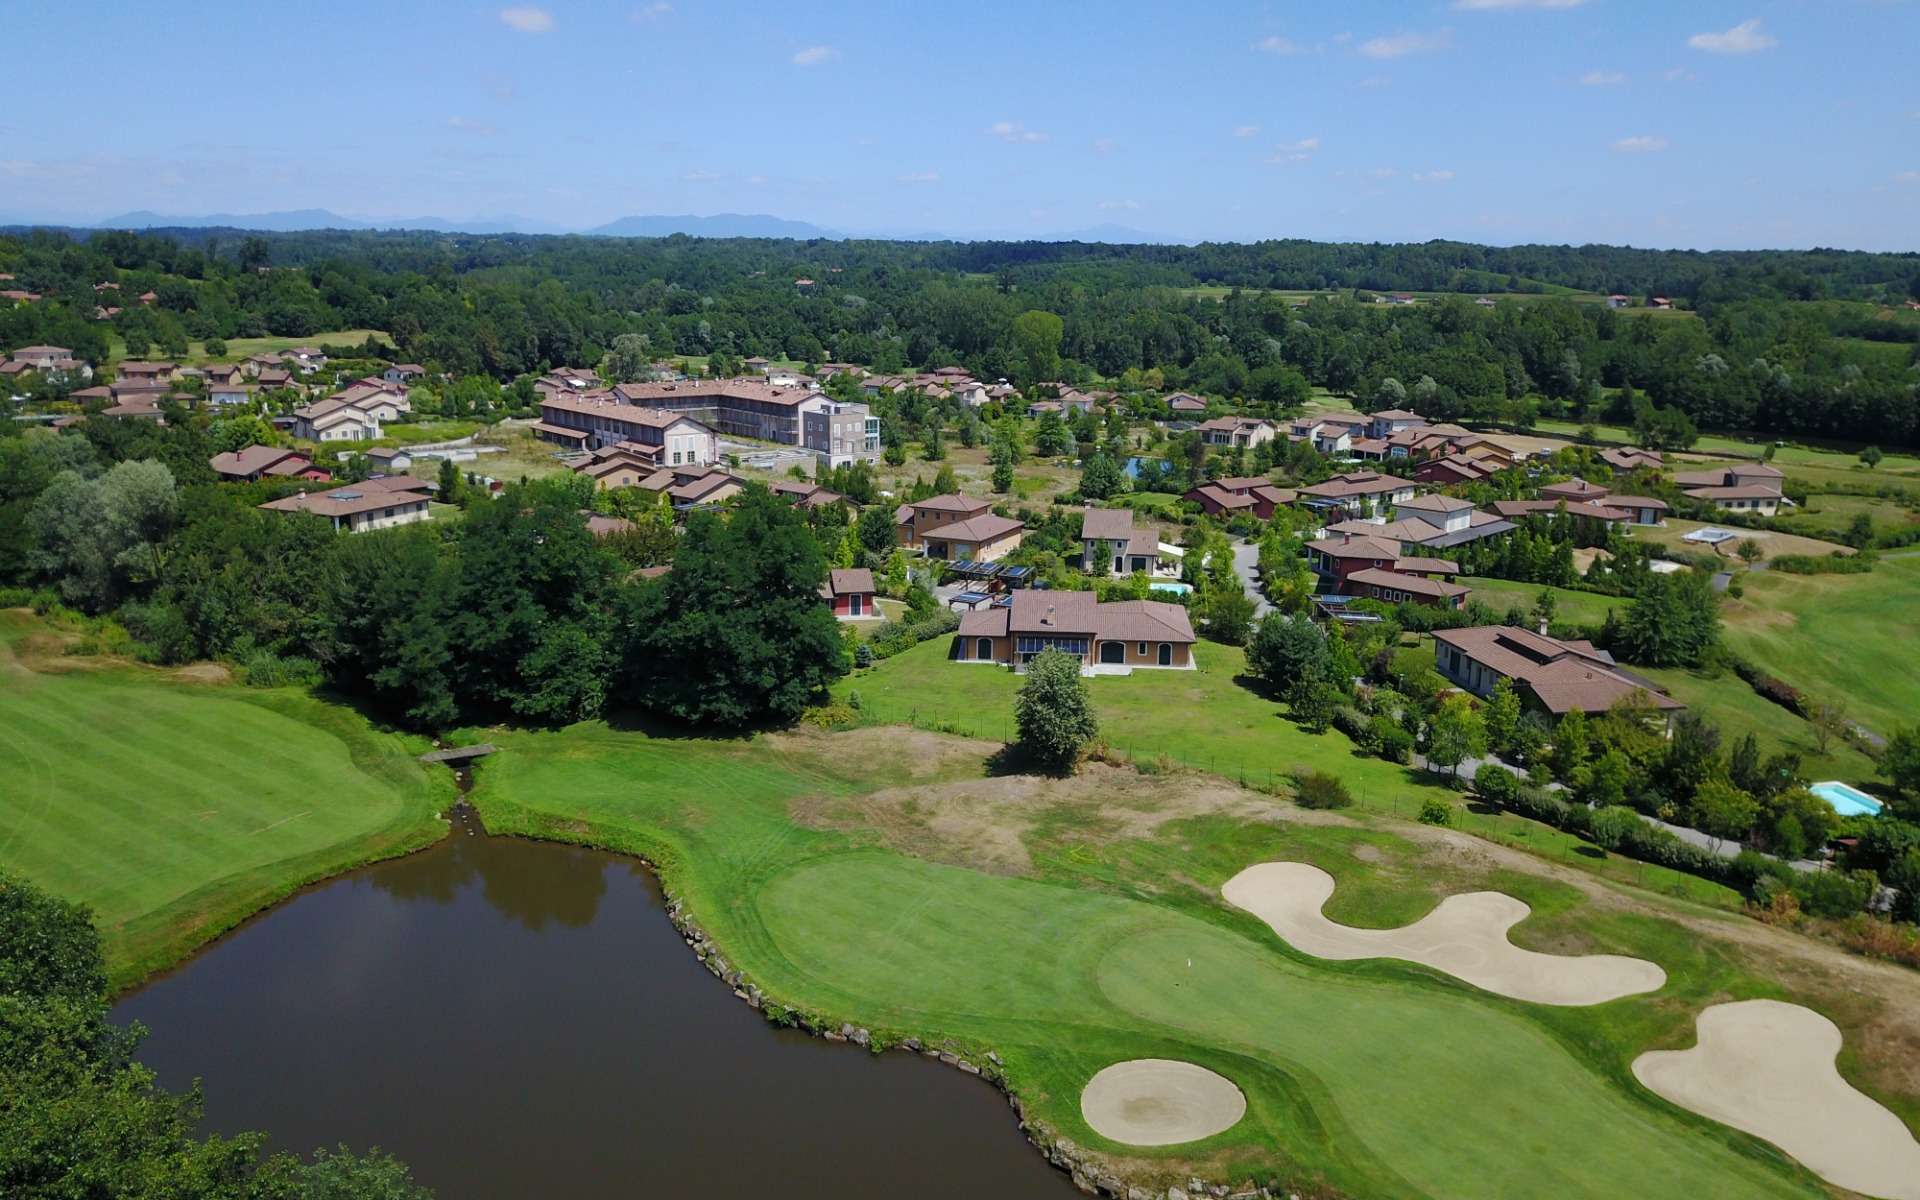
[[660, 890, 1306, 1200]]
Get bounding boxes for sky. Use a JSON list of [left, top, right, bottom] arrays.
[[4, 0, 1918, 250]]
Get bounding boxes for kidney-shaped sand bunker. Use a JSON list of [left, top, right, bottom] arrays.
[[1633, 999, 1920, 1200], [1080, 1059, 1247, 1146], [1222, 861, 1666, 1006]]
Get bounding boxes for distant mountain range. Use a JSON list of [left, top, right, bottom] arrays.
[[67, 209, 1186, 245]]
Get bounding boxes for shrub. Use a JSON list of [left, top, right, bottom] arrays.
[[1372, 716, 1414, 764], [1472, 763, 1520, 807], [1293, 770, 1353, 810], [868, 610, 960, 661], [1770, 552, 1876, 576], [1417, 797, 1453, 826], [242, 650, 323, 688], [799, 701, 858, 730], [1786, 868, 1877, 919]]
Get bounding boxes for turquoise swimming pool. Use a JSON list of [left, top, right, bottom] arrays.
[[1149, 581, 1193, 596], [1809, 781, 1883, 818]]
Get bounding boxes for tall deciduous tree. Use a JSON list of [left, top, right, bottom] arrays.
[[621, 485, 846, 727], [1014, 647, 1098, 773], [1009, 309, 1064, 385]]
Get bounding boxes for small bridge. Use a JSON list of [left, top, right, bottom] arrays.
[[418, 743, 498, 764]]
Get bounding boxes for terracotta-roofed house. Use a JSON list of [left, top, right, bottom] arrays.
[[1600, 447, 1664, 472], [1197, 415, 1278, 449], [537, 392, 718, 466], [1080, 506, 1160, 576], [1293, 471, 1418, 518], [1492, 498, 1631, 523], [895, 493, 994, 548], [1434, 625, 1684, 724], [1606, 495, 1670, 526], [1165, 392, 1209, 415], [919, 512, 1024, 563], [1344, 567, 1470, 609], [1414, 453, 1498, 486], [1671, 464, 1786, 514], [954, 589, 1196, 672], [1185, 483, 1256, 517], [820, 568, 878, 620], [1539, 478, 1611, 504], [258, 482, 432, 532], [209, 445, 327, 482]]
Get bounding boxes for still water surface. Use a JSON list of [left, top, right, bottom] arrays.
[[116, 807, 1080, 1198]]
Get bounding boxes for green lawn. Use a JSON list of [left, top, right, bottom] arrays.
[[468, 716, 1844, 1198], [1460, 577, 1628, 627], [109, 329, 393, 366], [1722, 554, 1920, 738], [0, 611, 450, 985], [1636, 665, 1881, 784]]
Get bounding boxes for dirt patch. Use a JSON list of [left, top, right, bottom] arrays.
[[766, 725, 990, 787], [792, 760, 1322, 876], [1350, 844, 1385, 864], [171, 663, 233, 684], [1634, 1000, 1920, 1200], [1223, 861, 1666, 1006]]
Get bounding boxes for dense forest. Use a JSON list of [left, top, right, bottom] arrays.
[[3, 227, 1918, 444]]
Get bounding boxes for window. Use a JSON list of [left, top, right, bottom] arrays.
[[1137, 642, 1147, 655], [976, 637, 993, 660]]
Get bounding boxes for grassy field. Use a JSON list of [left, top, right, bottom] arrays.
[[108, 329, 393, 366], [1630, 518, 1851, 562], [1721, 554, 1920, 738], [1460, 577, 1627, 627], [0, 611, 451, 985], [1775, 491, 1920, 541], [467, 713, 1897, 1198]]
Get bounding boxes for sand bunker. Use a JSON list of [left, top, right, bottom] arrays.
[[1080, 1059, 1246, 1146], [1221, 862, 1665, 1006], [1633, 1000, 1920, 1200]]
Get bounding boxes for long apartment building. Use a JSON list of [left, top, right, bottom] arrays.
[[609, 378, 822, 444], [535, 391, 718, 466]]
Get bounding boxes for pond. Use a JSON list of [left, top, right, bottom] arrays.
[[115, 806, 1081, 1199]]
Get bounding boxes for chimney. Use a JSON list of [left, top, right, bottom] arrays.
[[1043, 604, 1055, 627], [1538, 617, 1549, 637]]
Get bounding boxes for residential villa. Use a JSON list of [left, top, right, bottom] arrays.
[[257, 480, 433, 532], [1605, 495, 1670, 526], [1671, 463, 1788, 515], [571, 444, 676, 490], [291, 382, 411, 442], [1286, 412, 1371, 455], [1492, 498, 1631, 524], [1600, 447, 1664, 472], [206, 381, 258, 408], [1185, 475, 1297, 519], [116, 360, 175, 382], [820, 568, 878, 620], [1165, 392, 1209, 415], [954, 589, 1197, 673], [1306, 533, 1469, 608], [9, 345, 87, 375], [1080, 506, 1162, 576], [1539, 477, 1612, 504], [1197, 415, 1279, 449], [535, 392, 719, 466], [1370, 493, 1517, 550], [1294, 471, 1418, 519], [1433, 625, 1684, 724], [766, 478, 846, 510], [923, 513, 1024, 562], [384, 364, 427, 384], [896, 493, 990, 546], [209, 445, 328, 483], [1414, 453, 1501, 485]]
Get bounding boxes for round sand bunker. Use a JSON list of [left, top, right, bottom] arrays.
[[1080, 1059, 1246, 1146], [1222, 861, 1665, 1006], [1633, 1000, 1920, 1200]]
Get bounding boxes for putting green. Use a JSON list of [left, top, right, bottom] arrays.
[[754, 851, 1815, 1200]]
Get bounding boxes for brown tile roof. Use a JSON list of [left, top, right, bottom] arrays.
[[911, 492, 992, 514], [1492, 499, 1629, 521], [259, 485, 431, 518], [583, 514, 635, 537], [1397, 493, 1475, 514], [210, 445, 308, 477], [924, 513, 1022, 544], [1080, 507, 1134, 540], [1348, 568, 1469, 600], [979, 590, 1196, 644], [610, 377, 818, 409], [825, 568, 875, 596], [1296, 471, 1413, 499], [1685, 485, 1784, 501], [1434, 625, 1682, 715], [1187, 484, 1254, 510], [1606, 494, 1669, 511], [1308, 534, 1401, 560]]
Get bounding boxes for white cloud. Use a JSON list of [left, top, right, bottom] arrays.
[[1612, 135, 1670, 153], [1252, 35, 1305, 54], [683, 168, 721, 183], [1688, 18, 1776, 54], [1358, 29, 1452, 58], [1358, 75, 1391, 88], [1414, 169, 1456, 182], [1232, 124, 1260, 138], [498, 6, 553, 33], [897, 170, 941, 184], [1580, 70, 1626, 86], [792, 45, 838, 66], [746, 174, 767, 186], [1897, 171, 1920, 184], [1097, 199, 1141, 211], [1091, 137, 1118, 155], [1266, 136, 1321, 163], [633, 2, 672, 20], [1368, 166, 1398, 180], [988, 120, 1049, 144], [1453, 0, 1585, 8], [446, 116, 497, 136]]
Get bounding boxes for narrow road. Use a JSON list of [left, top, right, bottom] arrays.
[[1231, 538, 1272, 618]]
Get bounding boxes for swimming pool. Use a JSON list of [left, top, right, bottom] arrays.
[[1149, 582, 1193, 596], [1809, 781, 1884, 818]]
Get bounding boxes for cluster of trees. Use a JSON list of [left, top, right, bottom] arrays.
[[5, 227, 1916, 444], [1, 869, 433, 1198], [1, 408, 851, 731]]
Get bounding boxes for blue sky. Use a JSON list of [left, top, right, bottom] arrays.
[[5, 0, 1917, 249]]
